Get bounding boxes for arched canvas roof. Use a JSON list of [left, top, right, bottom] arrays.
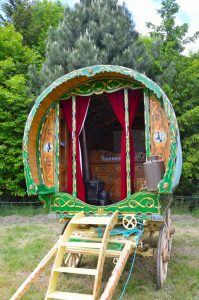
[[23, 65, 181, 195]]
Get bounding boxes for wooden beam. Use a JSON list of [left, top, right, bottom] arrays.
[[124, 88, 131, 197], [72, 95, 77, 197], [93, 211, 118, 300], [10, 239, 61, 300], [100, 241, 134, 300], [55, 101, 60, 192]]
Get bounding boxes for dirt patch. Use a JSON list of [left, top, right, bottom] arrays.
[[1, 213, 198, 227], [175, 246, 199, 257], [172, 214, 199, 224], [0, 214, 59, 227], [175, 226, 199, 236], [172, 214, 199, 236]]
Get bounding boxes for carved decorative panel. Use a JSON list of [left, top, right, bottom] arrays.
[[149, 96, 170, 165], [59, 108, 69, 192], [40, 109, 55, 186]]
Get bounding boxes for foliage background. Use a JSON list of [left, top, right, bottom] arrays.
[[0, 0, 198, 199]]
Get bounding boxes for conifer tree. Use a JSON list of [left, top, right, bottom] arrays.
[[39, 0, 150, 88]]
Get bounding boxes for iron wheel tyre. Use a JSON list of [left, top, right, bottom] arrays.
[[156, 224, 169, 289], [166, 208, 173, 252]]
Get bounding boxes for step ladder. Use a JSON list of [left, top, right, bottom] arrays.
[[45, 211, 118, 300]]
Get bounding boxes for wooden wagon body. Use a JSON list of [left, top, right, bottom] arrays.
[[23, 65, 182, 219], [14, 65, 183, 299]]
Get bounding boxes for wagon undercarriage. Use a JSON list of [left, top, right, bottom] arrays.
[[11, 210, 174, 300]]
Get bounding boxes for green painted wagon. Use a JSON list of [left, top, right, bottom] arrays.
[[17, 65, 182, 299]]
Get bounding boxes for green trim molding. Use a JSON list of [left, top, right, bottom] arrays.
[[59, 77, 143, 99], [38, 191, 161, 215]]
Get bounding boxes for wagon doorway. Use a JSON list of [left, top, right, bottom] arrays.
[[83, 93, 122, 204], [59, 90, 145, 205], [82, 90, 145, 205]]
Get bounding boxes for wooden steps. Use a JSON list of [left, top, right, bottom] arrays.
[[62, 242, 102, 249], [45, 211, 118, 300], [62, 246, 122, 258], [71, 216, 112, 225], [54, 267, 97, 276], [47, 291, 94, 300]]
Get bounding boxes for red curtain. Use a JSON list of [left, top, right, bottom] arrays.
[[128, 90, 142, 193], [107, 89, 141, 199], [107, 91, 127, 199], [76, 96, 90, 201], [63, 96, 90, 201]]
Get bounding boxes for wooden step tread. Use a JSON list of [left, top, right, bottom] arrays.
[[62, 242, 102, 249], [47, 291, 94, 300], [71, 216, 111, 225], [54, 267, 97, 276], [61, 246, 122, 257]]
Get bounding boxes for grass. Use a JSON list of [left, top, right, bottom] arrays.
[[192, 208, 199, 218], [0, 204, 46, 217], [0, 212, 199, 299], [172, 206, 199, 215]]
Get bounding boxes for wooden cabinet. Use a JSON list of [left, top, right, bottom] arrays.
[[89, 151, 120, 201], [89, 150, 146, 202]]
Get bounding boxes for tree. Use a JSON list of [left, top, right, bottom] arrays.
[[0, 25, 39, 197], [146, 0, 199, 194], [146, 0, 199, 86], [30, 0, 64, 54], [0, 0, 21, 23], [38, 0, 151, 88], [148, 0, 188, 52], [177, 54, 199, 194], [0, 0, 64, 55]]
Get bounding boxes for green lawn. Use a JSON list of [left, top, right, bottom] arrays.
[[0, 213, 199, 300], [0, 204, 46, 217]]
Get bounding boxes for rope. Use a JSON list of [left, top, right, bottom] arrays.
[[118, 228, 144, 300]]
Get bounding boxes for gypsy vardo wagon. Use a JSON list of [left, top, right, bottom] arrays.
[[13, 65, 182, 300]]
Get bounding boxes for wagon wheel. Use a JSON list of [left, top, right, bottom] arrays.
[[60, 221, 82, 267], [122, 215, 137, 230], [166, 208, 172, 228], [166, 208, 175, 252], [156, 224, 170, 289], [63, 253, 82, 267]]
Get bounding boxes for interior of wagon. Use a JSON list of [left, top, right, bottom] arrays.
[[59, 89, 146, 205]]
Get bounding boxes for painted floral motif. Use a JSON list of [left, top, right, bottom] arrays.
[[40, 109, 55, 186]]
